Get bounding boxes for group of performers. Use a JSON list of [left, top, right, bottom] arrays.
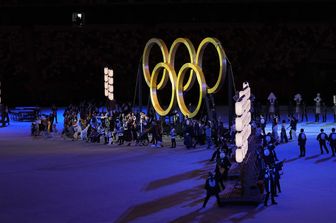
[[265, 92, 336, 123]]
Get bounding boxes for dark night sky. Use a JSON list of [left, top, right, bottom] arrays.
[[0, 0, 335, 106]]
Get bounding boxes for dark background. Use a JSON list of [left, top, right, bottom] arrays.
[[0, 0, 335, 107]]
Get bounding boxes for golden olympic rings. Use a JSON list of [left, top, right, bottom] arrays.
[[143, 37, 227, 118], [150, 63, 177, 116]]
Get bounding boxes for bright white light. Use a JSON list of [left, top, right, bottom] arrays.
[[104, 67, 109, 75], [235, 148, 244, 163], [239, 83, 250, 99], [235, 98, 251, 117], [104, 67, 115, 101], [108, 69, 113, 78], [109, 77, 113, 85], [235, 82, 252, 163], [108, 85, 114, 93], [77, 13, 82, 19], [104, 67, 109, 97], [235, 112, 251, 132], [235, 125, 251, 147], [108, 93, 114, 100]]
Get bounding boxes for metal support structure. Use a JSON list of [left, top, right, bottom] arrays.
[[227, 60, 236, 127], [138, 57, 143, 112], [133, 57, 144, 113], [203, 59, 235, 124], [204, 93, 211, 121]]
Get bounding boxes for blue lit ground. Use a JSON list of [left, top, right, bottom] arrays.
[[0, 110, 336, 223]]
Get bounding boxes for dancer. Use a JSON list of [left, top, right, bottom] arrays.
[[328, 128, 336, 157], [263, 167, 277, 206], [202, 172, 222, 208], [316, 129, 329, 154], [170, 125, 176, 148], [301, 101, 308, 122], [267, 92, 277, 122], [288, 115, 298, 140], [298, 129, 307, 157], [280, 120, 288, 143]]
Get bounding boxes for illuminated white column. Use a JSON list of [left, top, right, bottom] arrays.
[[104, 67, 115, 101], [235, 82, 251, 163], [108, 69, 114, 101], [104, 67, 109, 97]]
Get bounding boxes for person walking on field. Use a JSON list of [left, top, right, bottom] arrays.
[[298, 128, 307, 157], [317, 129, 329, 155], [170, 126, 176, 148], [202, 172, 222, 208], [205, 124, 212, 149], [328, 128, 336, 157]]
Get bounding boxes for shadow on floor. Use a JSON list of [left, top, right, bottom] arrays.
[[285, 157, 302, 163], [305, 154, 320, 160], [144, 169, 209, 191], [315, 156, 333, 164], [195, 159, 212, 164], [170, 204, 265, 223], [116, 182, 264, 223], [115, 185, 204, 223]]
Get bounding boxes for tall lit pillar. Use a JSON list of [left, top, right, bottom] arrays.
[[108, 69, 114, 101], [104, 67, 109, 97], [235, 82, 251, 163]]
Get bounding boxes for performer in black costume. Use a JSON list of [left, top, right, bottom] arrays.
[[263, 167, 277, 206], [328, 128, 336, 157], [274, 161, 284, 195], [263, 132, 275, 147], [260, 114, 266, 135], [210, 147, 221, 162], [215, 151, 231, 190], [280, 120, 288, 143], [298, 128, 307, 157], [301, 101, 308, 122], [262, 144, 277, 166], [202, 172, 222, 208], [262, 143, 283, 198], [288, 115, 298, 140], [210, 138, 231, 161], [316, 129, 329, 154]]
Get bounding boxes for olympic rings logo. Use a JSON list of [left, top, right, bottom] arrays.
[[142, 37, 227, 118]]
